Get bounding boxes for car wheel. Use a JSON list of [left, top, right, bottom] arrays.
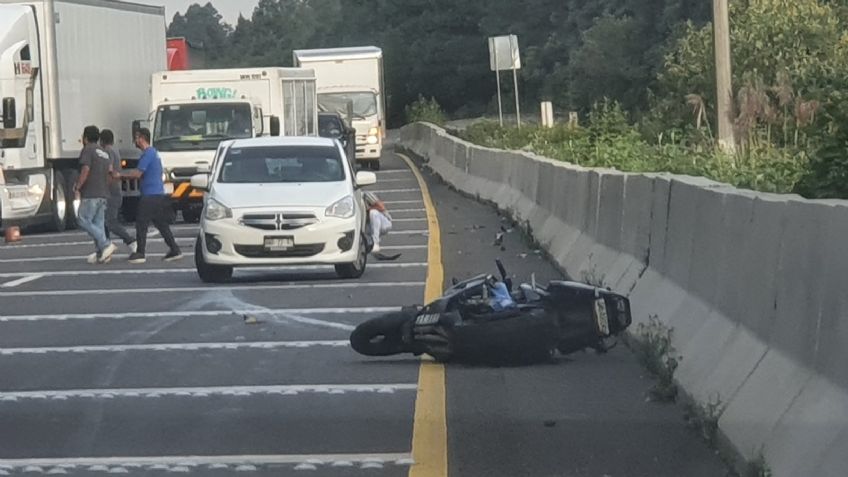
[[335, 234, 368, 279], [195, 236, 233, 283]]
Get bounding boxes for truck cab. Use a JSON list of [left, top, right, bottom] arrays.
[[145, 68, 318, 222]]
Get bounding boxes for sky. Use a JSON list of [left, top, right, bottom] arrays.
[[136, 0, 261, 24]]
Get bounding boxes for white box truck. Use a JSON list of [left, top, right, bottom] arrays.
[[293, 46, 385, 170], [0, 0, 166, 231], [147, 67, 318, 222]]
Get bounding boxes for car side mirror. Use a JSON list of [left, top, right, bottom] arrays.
[[270, 116, 280, 137], [190, 173, 210, 191], [355, 171, 377, 187], [2, 97, 16, 129]]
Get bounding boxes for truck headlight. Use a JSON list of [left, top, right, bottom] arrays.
[[367, 127, 380, 145], [366, 135, 379, 145], [325, 195, 354, 219], [205, 198, 232, 221]]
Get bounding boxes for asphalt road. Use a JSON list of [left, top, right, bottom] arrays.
[[0, 149, 731, 477], [0, 153, 425, 476]]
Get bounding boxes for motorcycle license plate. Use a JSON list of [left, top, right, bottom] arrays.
[[415, 313, 440, 326], [593, 298, 610, 336], [264, 236, 294, 251]]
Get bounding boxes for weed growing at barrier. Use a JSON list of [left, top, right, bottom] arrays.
[[684, 394, 725, 447], [746, 449, 773, 477], [629, 315, 680, 402], [405, 95, 447, 126]]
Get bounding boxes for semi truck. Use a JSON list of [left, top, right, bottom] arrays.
[[0, 0, 166, 231], [166, 37, 205, 71], [147, 68, 318, 222], [293, 46, 386, 170]]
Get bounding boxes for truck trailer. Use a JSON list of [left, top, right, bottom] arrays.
[[148, 67, 318, 222], [293, 46, 385, 170], [0, 0, 166, 231]]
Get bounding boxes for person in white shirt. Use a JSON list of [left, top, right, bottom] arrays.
[[364, 191, 392, 253]]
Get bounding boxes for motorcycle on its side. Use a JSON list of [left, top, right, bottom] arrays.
[[350, 260, 632, 365]]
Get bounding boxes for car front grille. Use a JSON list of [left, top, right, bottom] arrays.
[[234, 243, 325, 258], [240, 213, 319, 231]]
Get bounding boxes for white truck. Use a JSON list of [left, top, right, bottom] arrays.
[[293, 46, 386, 170], [147, 67, 318, 222], [0, 0, 166, 231]]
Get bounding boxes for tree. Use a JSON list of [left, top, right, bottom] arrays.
[[167, 2, 232, 66]]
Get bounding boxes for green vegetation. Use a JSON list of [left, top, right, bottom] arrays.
[[629, 315, 679, 402], [170, 0, 848, 197]]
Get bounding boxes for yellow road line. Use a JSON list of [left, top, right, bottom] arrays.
[[397, 152, 447, 477]]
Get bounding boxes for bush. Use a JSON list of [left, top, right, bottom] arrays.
[[405, 95, 447, 126]]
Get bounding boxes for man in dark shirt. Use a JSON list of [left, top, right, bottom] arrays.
[[121, 128, 182, 264], [74, 125, 117, 264], [100, 129, 136, 253]]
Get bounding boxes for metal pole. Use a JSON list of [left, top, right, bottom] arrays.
[[494, 41, 504, 127], [513, 67, 521, 128], [714, 0, 735, 152]]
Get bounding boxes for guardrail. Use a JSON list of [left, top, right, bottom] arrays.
[[399, 122, 848, 477]]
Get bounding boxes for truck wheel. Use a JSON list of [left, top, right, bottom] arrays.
[[121, 197, 138, 223], [195, 236, 233, 283], [50, 169, 68, 232], [370, 160, 381, 171], [63, 169, 80, 230], [335, 234, 368, 279]]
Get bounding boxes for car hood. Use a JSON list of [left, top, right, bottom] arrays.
[[211, 182, 351, 209]]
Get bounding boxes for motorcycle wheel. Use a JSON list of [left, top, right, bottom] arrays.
[[350, 311, 413, 356]]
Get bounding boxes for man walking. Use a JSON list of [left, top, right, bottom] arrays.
[[75, 125, 117, 264], [100, 129, 136, 253], [122, 128, 182, 264]]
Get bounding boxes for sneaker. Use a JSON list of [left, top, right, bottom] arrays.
[[98, 255, 112, 264], [371, 243, 381, 253], [86, 252, 98, 264], [163, 250, 184, 262], [128, 252, 146, 264], [127, 241, 138, 254], [100, 243, 118, 263]]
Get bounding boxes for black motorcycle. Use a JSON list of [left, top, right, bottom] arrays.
[[350, 260, 633, 364]]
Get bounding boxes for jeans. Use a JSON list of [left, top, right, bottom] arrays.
[[136, 195, 180, 255], [105, 194, 134, 244], [77, 198, 109, 252]]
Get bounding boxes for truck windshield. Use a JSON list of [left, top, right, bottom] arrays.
[[318, 92, 378, 120], [153, 102, 253, 152], [219, 145, 345, 184]]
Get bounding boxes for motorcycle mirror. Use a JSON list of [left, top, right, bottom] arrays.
[[531, 273, 537, 289], [451, 277, 458, 286], [495, 259, 508, 281]]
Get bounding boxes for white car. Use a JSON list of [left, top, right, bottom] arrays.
[[190, 136, 377, 282]]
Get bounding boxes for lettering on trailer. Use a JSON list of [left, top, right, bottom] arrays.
[[240, 74, 263, 80], [196, 87, 237, 100], [14, 61, 32, 76]]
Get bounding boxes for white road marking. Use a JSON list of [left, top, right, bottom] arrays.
[[0, 281, 424, 298], [0, 263, 428, 278], [388, 229, 428, 235], [0, 306, 400, 322], [390, 208, 426, 213], [0, 384, 417, 401], [372, 188, 421, 193], [0, 237, 193, 250], [0, 340, 350, 356], [149, 230, 160, 238], [391, 217, 426, 222], [1, 275, 43, 288], [0, 252, 177, 264], [384, 200, 424, 205], [0, 454, 413, 472], [376, 169, 415, 175], [372, 178, 418, 183]]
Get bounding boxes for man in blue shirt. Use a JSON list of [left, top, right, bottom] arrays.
[[120, 128, 182, 264]]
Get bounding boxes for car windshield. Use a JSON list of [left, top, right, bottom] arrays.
[[153, 102, 253, 152], [318, 92, 378, 120], [218, 145, 345, 184]]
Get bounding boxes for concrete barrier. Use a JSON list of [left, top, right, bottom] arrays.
[[399, 122, 848, 477]]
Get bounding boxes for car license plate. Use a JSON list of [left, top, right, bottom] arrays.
[[264, 236, 294, 251], [593, 298, 610, 336]]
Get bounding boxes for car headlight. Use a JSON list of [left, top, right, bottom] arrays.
[[205, 197, 232, 221], [325, 195, 355, 219]]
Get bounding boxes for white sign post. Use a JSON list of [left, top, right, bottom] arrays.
[[488, 35, 522, 128]]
